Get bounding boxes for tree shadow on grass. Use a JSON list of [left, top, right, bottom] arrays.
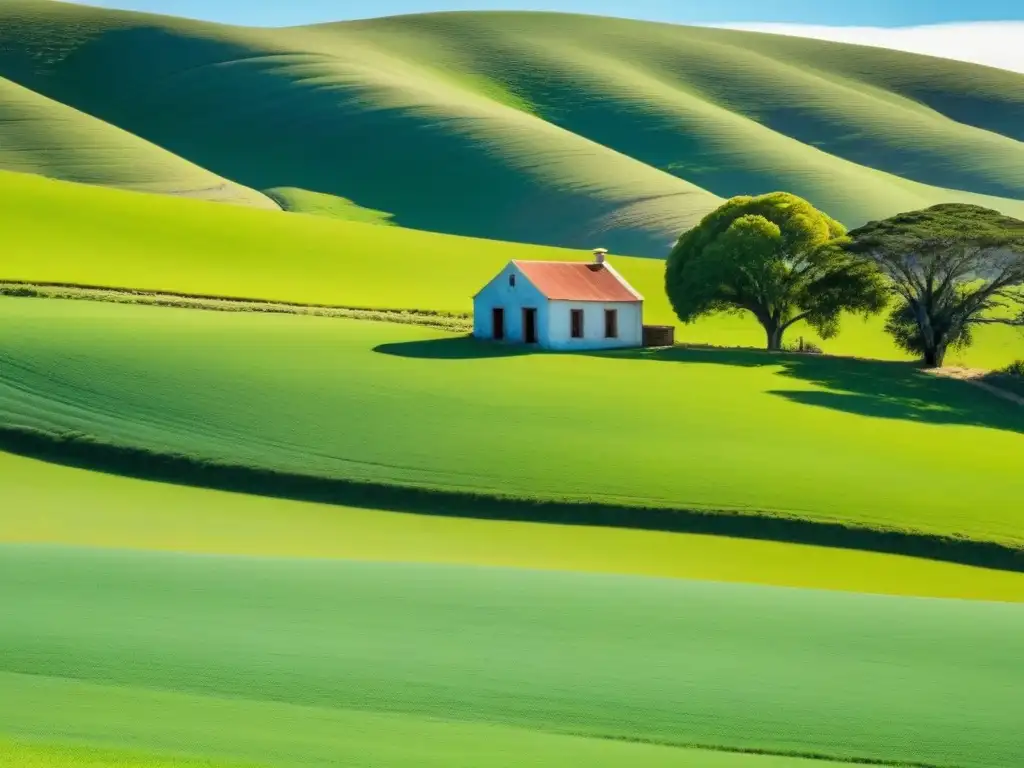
[[594, 346, 1024, 435], [376, 339, 1024, 434]]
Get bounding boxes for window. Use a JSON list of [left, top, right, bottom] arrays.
[[570, 309, 584, 339], [604, 309, 618, 339], [509, 273, 516, 288]]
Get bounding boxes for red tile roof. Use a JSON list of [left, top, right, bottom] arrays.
[[513, 261, 642, 302]]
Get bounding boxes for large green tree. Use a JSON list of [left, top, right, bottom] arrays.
[[845, 204, 1024, 368], [665, 192, 887, 351]]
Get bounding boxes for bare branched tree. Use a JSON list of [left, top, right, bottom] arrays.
[[845, 204, 1024, 367]]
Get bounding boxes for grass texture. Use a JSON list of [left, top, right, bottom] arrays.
[[3, 170, 1023, 368], [0, 739, 258, 768], [1, 298, 1021, 551], [263, 187, 396, 224], [1, 1, 1023, 254], [5, 449, 1024, 602], [2, 546, 1023, 768], [0, 694, 881, 768]]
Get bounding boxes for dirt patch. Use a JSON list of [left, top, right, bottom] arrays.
[[926, 367, 1024, 407], [0, 281, 472, 332]]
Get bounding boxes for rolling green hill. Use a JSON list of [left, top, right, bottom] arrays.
[[7, 448, 1024, 602], [0, 74, 275, 207], [3, 736, 860, 768], [3, 6, 1023, 766], [5, 168, 1024, 368], [2, 298, 1021, 552], [0, 1, 1022, 254], [3, 547, 1024, 768]]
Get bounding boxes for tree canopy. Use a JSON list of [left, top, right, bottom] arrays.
[[665, 192, 887, 351], [845, 204, 1024, 367]]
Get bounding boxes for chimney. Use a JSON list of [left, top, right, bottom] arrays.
[[592, 248, 608, 265]]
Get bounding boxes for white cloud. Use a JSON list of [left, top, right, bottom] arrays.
[[709, 21, 1024, 75]]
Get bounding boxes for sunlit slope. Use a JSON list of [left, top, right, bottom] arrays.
[[0, 734, 864, 768], [0, 1, 721, 256], [3, 547, 1023, 768], [2, 299, 1022, 548], [0, 75, 275, 208], [2, 3, 1023, 254], [7, 450, 1024, 602], [5, 170, 1024, 367], [0, 169, 671, 314], [263, 187, 396, 224], [315, 13, 1024, 219]]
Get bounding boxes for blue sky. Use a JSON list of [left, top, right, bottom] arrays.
[[69, 0, 1024, 28]]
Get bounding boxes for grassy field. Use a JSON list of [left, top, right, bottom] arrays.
[[2, 736, 865, 768], [2, 297, 1021, 550], [3, 170, 1023, 368], [262, 187, 396, 224], [6, 449, 1024, 602], [2, 545, 1023, 768], [1, 740, 257, 768], [3, 5, 1023, 767], [1, 2, 1023, 254]]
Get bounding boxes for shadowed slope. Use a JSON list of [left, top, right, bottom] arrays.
[[316, 13, 1024, 215], [0, 1, 721, 256], [0, 74, 275, 208], [1, 2, 1023, 254]]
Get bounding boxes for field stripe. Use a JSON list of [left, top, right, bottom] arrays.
[[2, 424, 1021, 574], [4, 547, 1022, 767], [0, 677, 912, 768]]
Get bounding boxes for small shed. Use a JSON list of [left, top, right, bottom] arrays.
[[472, 250, 644, 350]]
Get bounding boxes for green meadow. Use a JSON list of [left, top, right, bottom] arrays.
[[2, 736, 862, 768], [3, 170, 1023, 368], [2, 546, 1023, 768], [2, 298, 1022, 548], [1, 2, 1023, 766], [6, 449, 1024, 602]]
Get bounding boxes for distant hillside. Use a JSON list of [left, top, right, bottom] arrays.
[[5, 169, 1024, 368], [0, 0, 1022, 255], [0, 74, 275, 208]]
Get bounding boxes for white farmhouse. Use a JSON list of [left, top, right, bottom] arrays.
[[472, 250, 644, 350]]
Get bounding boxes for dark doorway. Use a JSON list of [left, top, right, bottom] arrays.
[[571, 309, 584, 339], [604, 309, 618, 339], [492, 307, 505, 340], [523, 308, 538, 344]]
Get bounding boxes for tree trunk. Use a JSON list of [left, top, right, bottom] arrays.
[[924, 342, 948, 368], [765, 323, 784, 351]]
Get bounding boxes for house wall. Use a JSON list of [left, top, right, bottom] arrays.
[[473, 262, 643, 350], [472, 263, 550, 343], [546, 300, 643, 350]]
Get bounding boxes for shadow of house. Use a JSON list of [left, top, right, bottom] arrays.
[[374, 336, 534, 360]]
